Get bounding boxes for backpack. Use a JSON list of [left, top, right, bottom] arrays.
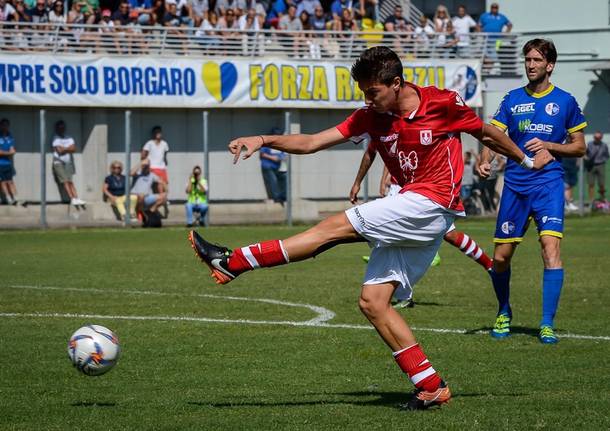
[[143, 210, 163, 228]]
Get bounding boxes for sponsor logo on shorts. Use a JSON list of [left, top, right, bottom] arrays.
[[353, 208, 367, 228], [541, 216, 563, 224], [545, 102, 560, 116], [501, 221, 515, 235], [510, 102, 535, 115], [419, 130, 433, 146]]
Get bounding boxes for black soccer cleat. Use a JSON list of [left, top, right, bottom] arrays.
[[188, 231, 236, 284], [399, 380, 451, 411]]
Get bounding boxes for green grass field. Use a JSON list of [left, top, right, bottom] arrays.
[[1, 217, 609, 430]]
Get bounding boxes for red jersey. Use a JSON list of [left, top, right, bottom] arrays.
[[336, 83, 483, 211]]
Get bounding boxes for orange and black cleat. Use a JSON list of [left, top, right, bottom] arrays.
[[188, 230, 236, 285], [399, 381, 452, 411]]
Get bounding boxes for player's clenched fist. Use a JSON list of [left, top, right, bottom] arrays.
[[229, 135, 265, 164]]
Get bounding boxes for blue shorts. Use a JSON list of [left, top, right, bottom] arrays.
[[0, 164, 13, 181], [494, 178, 564, 243]]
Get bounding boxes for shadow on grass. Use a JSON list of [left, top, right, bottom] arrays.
[[71, 401, 116, 407], [465, 325, 541, 338], [187, 390, 502, 409]]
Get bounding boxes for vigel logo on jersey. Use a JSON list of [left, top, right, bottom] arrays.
[[510, 103, 536, 115], [545, 102, 560, 116], [501, 221, 515, 235]]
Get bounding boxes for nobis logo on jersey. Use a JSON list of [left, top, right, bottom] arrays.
[[501, 221, 515, 235], [510, 102, 535, 115], [518, 119, 553, 134], [545, 102, 560, 116]]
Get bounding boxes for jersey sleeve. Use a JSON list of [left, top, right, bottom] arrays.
[[143, 140, 151, 152], [566, 96, 587, 134], [446, 91, 483, 134], [336, 108, 369, 138], [490, 94, 510, 131]]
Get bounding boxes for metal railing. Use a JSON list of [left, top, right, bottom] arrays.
[[0, 22, 521, 76]]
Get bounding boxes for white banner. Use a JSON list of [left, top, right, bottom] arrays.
[[0, 54, 482, 108]]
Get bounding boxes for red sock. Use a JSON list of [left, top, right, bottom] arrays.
[[445, 231, 493, 271], [393, 344, 442, 392], [227, 240, 289, 274]]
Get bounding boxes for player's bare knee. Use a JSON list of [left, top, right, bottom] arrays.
[[358, 294, 385, 318]]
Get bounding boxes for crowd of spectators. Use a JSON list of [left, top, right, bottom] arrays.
[[0, 0, 513, 60]]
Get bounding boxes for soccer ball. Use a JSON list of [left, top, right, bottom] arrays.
[[67, 325, 120, 376]]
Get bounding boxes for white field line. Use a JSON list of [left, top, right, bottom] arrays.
[[3, 285, 610, 342]]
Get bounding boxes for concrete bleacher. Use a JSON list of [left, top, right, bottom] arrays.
[[0, 198, 353, 229]]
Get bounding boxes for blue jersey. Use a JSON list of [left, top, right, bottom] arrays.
[[0, 134, 15, 166], [491, 84, 587, 192]]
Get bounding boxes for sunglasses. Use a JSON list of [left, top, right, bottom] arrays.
[[112, 165, 122, 169]]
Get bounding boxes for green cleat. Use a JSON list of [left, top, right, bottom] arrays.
[[362, 255, 370, 263], [490, 313, 511, 338], [539, 325, 559, 344], [430, 253, 441, 267]]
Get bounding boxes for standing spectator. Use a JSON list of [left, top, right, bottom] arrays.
[[585, 131, 608, 202], [185, 165, 208, 227], [0, 118, 25, 206], [141, 125, 169, 184], [478, 2, 512, 72], [562, 157, 579, 211], [433, 4, 450, 32], [451, 4, 476, 58], [259, 127, 286, 204], [383, 5, 412, 56], [102, 161, 128, 219], [51, 120, 86, 207]]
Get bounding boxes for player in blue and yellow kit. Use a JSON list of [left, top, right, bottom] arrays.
[[478, 39, 587, 344]]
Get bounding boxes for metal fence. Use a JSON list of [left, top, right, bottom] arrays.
[[0, 22, 521, 76]]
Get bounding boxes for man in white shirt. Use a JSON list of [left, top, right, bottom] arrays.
[[51, 120, 86, 207], [141, 125, 170, 184], [451, 4, 477, 57]]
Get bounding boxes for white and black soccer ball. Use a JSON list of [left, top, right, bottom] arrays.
[[67, 325, 120, 376]]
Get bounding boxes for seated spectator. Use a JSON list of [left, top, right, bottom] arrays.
[[51, 120, 86, 207], [0, 118, 25, 207], [130, 159, 166, 220], [451, 4, 476, 57], [295, 0, 319, 18], [48, 0, 65, 24], [102, 161, 128, 219], [215, 0, 245, 17], [335, 6, 357, 33], [190, 0, 208, 26], [111, 1, 130, 26], [151, 0, 165, 24], [413, 14, 434, 58], [438, 19, 458, 57], [244, 0, 265, 27], [129, 0, 153, 24], [185, 165, 208, 227], [195, 9, 220, 46], [310, 5, 326, 31], [0, 0, 18, 22], [383, 4, 412, 55], [217, 6, 240, 34], [174, 0, 194, 26], [278, 4, 302, 56], [27, 0, 49, 23]]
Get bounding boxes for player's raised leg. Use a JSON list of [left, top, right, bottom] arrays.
[[358, 281, 451, 410], [188, 211, 362, 284], [443, 226, 493, 271]]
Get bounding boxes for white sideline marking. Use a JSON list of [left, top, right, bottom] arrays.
[[3, 285, 610, 342]]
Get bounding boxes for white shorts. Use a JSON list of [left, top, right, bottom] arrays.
[[346, 191, 461, 300], [388, 184, 402, 197]]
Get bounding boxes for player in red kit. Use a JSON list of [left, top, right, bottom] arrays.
[[188, 47, 553, 410]]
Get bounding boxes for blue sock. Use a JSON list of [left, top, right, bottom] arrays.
[[491, 267, 511, 316], [541, 268, 564, 328]]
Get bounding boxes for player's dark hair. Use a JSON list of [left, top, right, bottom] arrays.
[[351, 46, 404, 86], [152, 125, 162, 135], [55, 120, 65, 130], [523, 38, 557, 64]]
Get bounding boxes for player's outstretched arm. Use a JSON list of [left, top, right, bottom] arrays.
[[350, 149, 376, 204], [229, 127, 346, 164], [475, 123, 554, 170]]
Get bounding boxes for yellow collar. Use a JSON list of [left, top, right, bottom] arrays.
[[524, 84, 554, 98]]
